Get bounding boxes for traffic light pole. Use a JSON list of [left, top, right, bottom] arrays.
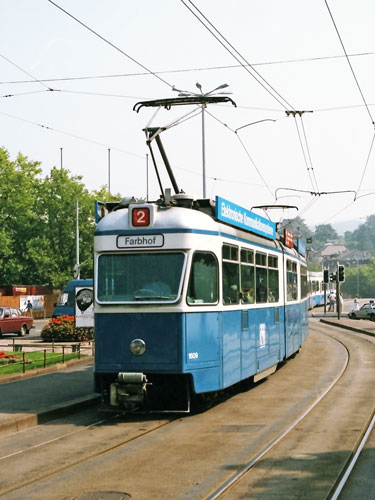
[[336, 278, 341, 320]]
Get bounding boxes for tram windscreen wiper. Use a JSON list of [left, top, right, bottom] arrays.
[[134, 295, 172, 301]]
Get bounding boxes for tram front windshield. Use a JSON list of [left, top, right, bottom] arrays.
[[97, 252, 185, 303]]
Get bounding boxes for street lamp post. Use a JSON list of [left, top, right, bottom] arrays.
[[356, 258, 360, 297]]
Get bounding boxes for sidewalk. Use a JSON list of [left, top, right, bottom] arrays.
[[0, 358, 100, 436], [312, 307, 375, 337], [318, 316, 375, 337]]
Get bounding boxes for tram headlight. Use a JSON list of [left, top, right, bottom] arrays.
[[130, 338, 146, 356]]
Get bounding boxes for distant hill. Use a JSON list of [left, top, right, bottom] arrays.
[[331, 220, 361, 235]]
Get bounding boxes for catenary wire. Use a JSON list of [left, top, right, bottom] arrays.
[[299, 115, 320, 193], [354, 129, 375, 198], [203, 108, 275, 199], [291, 114, 320, 194], [0, 110, 144, 159], [4, 0, 368, 226], [0, 53, 54, 91], [324, 0, 374, 126], [179, 0, 326, 215], [180, 0, 296, 111], [47, 0, 174, 90], [1, 52, 374, 85]]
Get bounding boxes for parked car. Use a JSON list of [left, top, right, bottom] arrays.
[[0, 307, 33, 336], [348, 302, 375, 321]]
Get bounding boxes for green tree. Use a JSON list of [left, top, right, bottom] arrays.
[[0, 149, 43, 283], [346, 215, 375, 252], [278, 216, 313, 241], [341, 259, 375, 298], [313, 224, 339, 249], [0, 147, 120, 287]]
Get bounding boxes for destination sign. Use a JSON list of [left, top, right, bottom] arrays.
[[117, 234, 164, 248], [216, 196, 276, 240]]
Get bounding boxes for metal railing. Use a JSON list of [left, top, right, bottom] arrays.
[[0, 341, 94, 375]]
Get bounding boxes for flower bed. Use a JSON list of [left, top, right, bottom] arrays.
[[41, 315, 94, 342], [0, 351, 20, 365]]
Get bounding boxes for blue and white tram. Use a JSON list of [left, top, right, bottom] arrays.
[[93, 194, 309, 412], [307, 271, 326, 308]]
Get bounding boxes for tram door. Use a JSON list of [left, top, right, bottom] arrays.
[[221, 311, 241, 387]]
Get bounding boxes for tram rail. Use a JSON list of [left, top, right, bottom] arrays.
[[0, 321, 374, 499]]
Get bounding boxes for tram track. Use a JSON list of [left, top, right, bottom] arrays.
[[0, 321, 374, 499], [0, 410, 177, 498], [204, 325, 350, 500], [205, 321, 375, 500]]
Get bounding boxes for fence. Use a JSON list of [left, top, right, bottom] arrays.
[[0, 294, 59, 319], [0, 341, 94, 376]]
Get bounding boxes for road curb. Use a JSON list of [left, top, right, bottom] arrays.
[[0, 357, 93, 385], [0, 393, 101, 437], [320, 318, 375, 337]]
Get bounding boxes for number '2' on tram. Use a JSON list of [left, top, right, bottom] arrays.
[[93, 194, 309, 412]]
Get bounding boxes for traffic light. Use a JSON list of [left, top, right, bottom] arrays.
[[338, 265, 345, 282], [323, 269, 329, 283]]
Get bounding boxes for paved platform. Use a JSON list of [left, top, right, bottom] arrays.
[[0, 358, 100, 436], [319, 316, 375, 337]]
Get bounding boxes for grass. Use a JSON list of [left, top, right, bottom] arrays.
[[0, 351, 86, 376]]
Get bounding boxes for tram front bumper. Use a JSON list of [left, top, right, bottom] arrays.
[[110, 372, 148, 408]]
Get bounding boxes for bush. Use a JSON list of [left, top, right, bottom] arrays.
[[41, 315, 94, 342]]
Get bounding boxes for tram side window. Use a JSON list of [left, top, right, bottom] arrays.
[[255, 252, 267, 303], [222, 244, 239, 305], [287, 260, 298, 301], [240, 249, 255, 304], [187, 252, 218, 304], [268, 255, 279, 302], [300, 265, 308, 298]]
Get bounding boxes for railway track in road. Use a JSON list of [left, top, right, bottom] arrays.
[[206, 320, 375, 499], [0, 409, 177, 498], [0, 320, 374, 499]]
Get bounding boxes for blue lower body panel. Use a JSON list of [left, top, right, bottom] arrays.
[[94, 304, 308, 405]]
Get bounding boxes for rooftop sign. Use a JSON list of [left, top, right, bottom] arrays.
[[216, 196, 276, 240]]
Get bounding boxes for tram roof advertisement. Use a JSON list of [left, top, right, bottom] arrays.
[[216, 196, 276, 240]]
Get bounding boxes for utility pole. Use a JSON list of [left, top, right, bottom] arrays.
[[75, 199, 80, 279], [146, 153, 149, 201], [108, 149, 111, 194]]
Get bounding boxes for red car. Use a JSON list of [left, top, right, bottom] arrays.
[[0, 307, 33, 337]]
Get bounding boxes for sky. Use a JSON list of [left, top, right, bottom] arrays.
[[1, 0, 375, 232]]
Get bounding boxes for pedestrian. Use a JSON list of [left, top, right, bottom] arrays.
[[353, 294, 360, 311], [339, 292, 344, 313], [328, 292, 336, 312], [26, 299, 33, 317]]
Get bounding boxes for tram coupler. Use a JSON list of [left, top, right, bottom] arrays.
[[110, 372, 148, 409]]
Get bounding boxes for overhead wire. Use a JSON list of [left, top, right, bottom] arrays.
[[180, 0, 296, 111], [0, 53, 54, 91], [290, 114, 319, 194], [179, 0, 329, 222], [203, 108, 275, 199], [47, 0, 174, 90], [1, 89, 56, 98], [2, 1, 368, 227], [324, 0, 374, 126], [1, 51, 374, 85], [324, 0, 375, 206], [0, 110, 144, 159], [354, 130, 375, 198]]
